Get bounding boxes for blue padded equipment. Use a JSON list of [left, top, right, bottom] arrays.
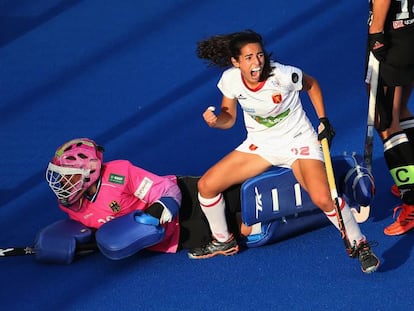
[[240, 153, 375, 248], [334, 153, 375, 207], [241, 166, 318, 226], [34, 219, 93, 264], [96, 210, 165, 260], [158, 196, 180, 217], [244, 211, 328, 248]]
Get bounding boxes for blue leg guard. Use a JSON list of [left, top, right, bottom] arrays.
[[334, 153, 375, 208], [244, 211, 329, 248], [34, 219, 94, 264], [241, 167, 318, 226], [96, 210, 165, 260], [240, 153, 375, 247]]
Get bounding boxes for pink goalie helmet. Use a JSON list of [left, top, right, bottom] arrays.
[[46, 138, 104, 207]]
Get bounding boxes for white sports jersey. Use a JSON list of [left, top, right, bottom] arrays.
[[217, 61, 322, 167]]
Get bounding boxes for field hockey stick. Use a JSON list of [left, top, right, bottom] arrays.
[[0, 242, 98, 258], [350, 53, 380, 223], [321, 138, 353, 256], [364, 52, 379, 173]]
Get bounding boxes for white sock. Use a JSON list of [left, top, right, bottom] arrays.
[[198, 192, 229, 242], [324, 198, 365, 245]]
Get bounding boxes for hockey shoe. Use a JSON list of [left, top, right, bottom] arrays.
[[188, 234, 239, 259], [353, 240, 380, 274], [384, 204, 414, 236]]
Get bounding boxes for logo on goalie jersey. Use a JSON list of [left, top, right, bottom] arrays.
[[135, 177, 154, 200], [109, 173, 125, 185], [109, 201, 121, 213]]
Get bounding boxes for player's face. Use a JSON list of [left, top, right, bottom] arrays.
[[231, 42, 265, 88], [62, 174, 82, 189], [58, 173, 86, 208], [59, 173, 82, 198]]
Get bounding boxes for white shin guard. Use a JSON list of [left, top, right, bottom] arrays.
[[198, 192, 230, 242], [325, 198, 364, 245]]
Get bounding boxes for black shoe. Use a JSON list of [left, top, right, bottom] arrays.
[[353, 240, 380, 274], [188, 235, 239, 259]]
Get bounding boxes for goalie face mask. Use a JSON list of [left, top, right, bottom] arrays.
[[46, 138, 104, 208], [46, 163, 89, 208]]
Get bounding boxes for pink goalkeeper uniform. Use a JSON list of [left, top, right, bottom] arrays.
[[218, 61, 323, 167], [59, 160, 181, 253]]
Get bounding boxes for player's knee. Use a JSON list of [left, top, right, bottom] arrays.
[[197, 176, 206, 194], [310, 191, 332, 212], [197, 175, 217, 196]]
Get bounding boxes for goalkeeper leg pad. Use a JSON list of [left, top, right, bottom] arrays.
[[240, 153, 373, 247], [334, 153, 375, 208], [241, 167, 318, 226], [96, 210, 165, 260], [244, 211, 328, 248], [34, 219, 93, 264]]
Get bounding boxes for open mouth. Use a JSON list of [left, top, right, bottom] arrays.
[[251, 67, 261, 79]]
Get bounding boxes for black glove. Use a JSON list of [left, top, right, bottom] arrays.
[[146, 202, 173, 224], [145, 202, 164, 219], [368, 32, 388, 62], [318, 117, 335, 146]]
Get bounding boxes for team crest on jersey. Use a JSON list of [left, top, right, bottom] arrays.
[[272, 93, 282, 104], [109, 201, 121, 213]]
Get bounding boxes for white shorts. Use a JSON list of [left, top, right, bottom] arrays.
[[236, 121, 324, 168]]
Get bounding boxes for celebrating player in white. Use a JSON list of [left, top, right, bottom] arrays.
[[190, 30, 379, 274]]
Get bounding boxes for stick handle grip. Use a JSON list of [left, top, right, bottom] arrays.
[[321, 139, 338, 198]]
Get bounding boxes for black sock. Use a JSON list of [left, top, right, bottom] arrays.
[[384, 132, 414, 204]]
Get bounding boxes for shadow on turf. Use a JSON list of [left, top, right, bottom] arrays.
[[380, 231, 414, 272]]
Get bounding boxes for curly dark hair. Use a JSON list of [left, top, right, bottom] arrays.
[[196, 30, 273, 81]]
